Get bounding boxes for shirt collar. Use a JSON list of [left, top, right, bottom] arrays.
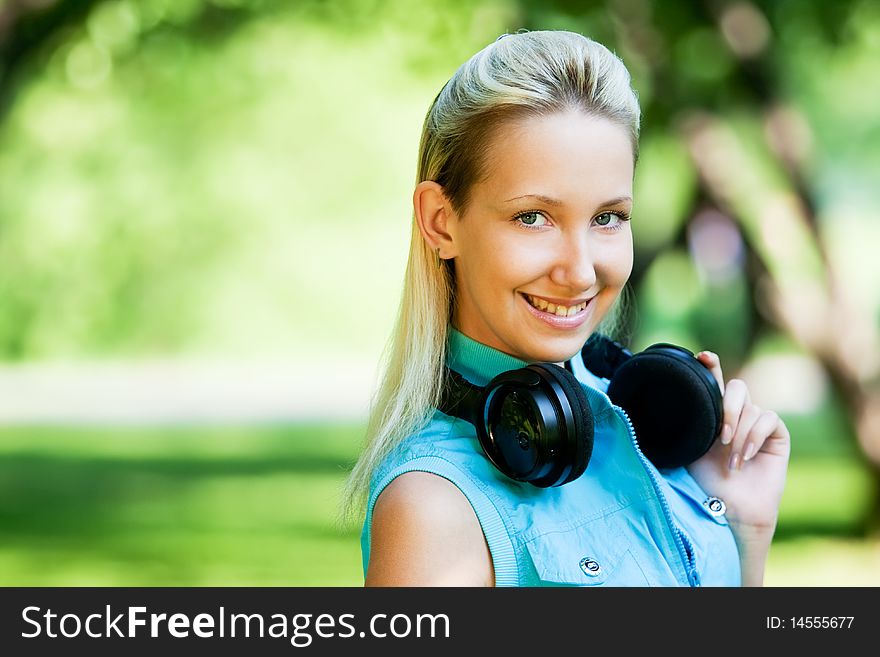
[[446, 327, 529, 386]]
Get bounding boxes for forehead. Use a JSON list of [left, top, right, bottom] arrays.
[[476, 111, 634, 204]]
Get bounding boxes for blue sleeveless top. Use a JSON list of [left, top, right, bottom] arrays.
[[361, 329, 741, 586]]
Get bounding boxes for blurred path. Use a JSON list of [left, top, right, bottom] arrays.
[[0, 353, 826, 425], [0, 358, 376, 424]]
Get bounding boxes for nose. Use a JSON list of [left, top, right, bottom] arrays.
[[549, 231, 597, 292]]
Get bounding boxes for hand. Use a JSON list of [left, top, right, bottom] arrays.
[[685, 351, 791, 533]]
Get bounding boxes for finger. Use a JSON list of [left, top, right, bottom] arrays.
[[729, 403, 761, 470], [754, 414, 792, 460], [741, 410, 780, 462], [696, 351, 725, 395], [720, 378, 749, 445]]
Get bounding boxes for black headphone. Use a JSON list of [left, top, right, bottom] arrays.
[[437, 334, 723, 487]]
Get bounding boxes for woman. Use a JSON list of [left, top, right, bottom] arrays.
[[343, 30, 790, 586]]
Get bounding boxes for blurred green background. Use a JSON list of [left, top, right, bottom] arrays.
[[1, 0, 878, 586]]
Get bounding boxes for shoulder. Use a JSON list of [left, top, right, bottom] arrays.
[[365, 471, 495, 587]]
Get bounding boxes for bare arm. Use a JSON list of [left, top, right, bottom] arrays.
[[365, 471, 495, 587], [728, 522, 775, 587]]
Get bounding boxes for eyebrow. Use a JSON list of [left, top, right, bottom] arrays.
[[503, 194, 633, 207]]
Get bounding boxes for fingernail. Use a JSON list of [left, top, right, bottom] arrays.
[[728, 452, 740, 471], [743, 443, 756, 461], [721, 424, 732, 445]]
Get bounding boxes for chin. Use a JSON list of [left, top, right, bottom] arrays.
[[517, 337, 586, 364]]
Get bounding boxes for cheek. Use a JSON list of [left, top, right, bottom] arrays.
[[496, 234, 554, 273], [598, 238, 634, 284], [475, 235, 542, 286]]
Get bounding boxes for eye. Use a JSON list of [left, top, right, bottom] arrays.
[[594, 211, 630, 230], [514, 211, 549, 228]]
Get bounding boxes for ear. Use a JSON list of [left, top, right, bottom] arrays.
[[413, 180, 460, 260]]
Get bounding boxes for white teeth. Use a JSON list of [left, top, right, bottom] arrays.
[[526, 295, 588, 316]]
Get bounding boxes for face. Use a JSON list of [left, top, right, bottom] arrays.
[[447, 110, 634, 363]]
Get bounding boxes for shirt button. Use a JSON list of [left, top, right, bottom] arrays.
[[579, 557, 602, 577], [704, 496, 726, 516]]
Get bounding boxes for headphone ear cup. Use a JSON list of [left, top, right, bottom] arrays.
[[477, 363, 594, 487], [606, 345, 723, 469], [527, 364, 594, 486]]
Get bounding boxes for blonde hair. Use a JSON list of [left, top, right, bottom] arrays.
[[341, 30, 641, 521]]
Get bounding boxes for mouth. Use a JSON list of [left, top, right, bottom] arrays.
[[522, 293, 590, 317]]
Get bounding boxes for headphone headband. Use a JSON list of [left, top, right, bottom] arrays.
[[580, 333, 633, 380], [440, 368, 485, 426]]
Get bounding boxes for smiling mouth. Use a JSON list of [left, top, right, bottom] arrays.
[[523, 293, 589, 317]]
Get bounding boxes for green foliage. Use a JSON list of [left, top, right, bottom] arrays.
[[0, 0, 515, 361], [0, 0, 877, 367]]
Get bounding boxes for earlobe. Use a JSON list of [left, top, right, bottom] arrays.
[[414, 180, 458, 259]]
